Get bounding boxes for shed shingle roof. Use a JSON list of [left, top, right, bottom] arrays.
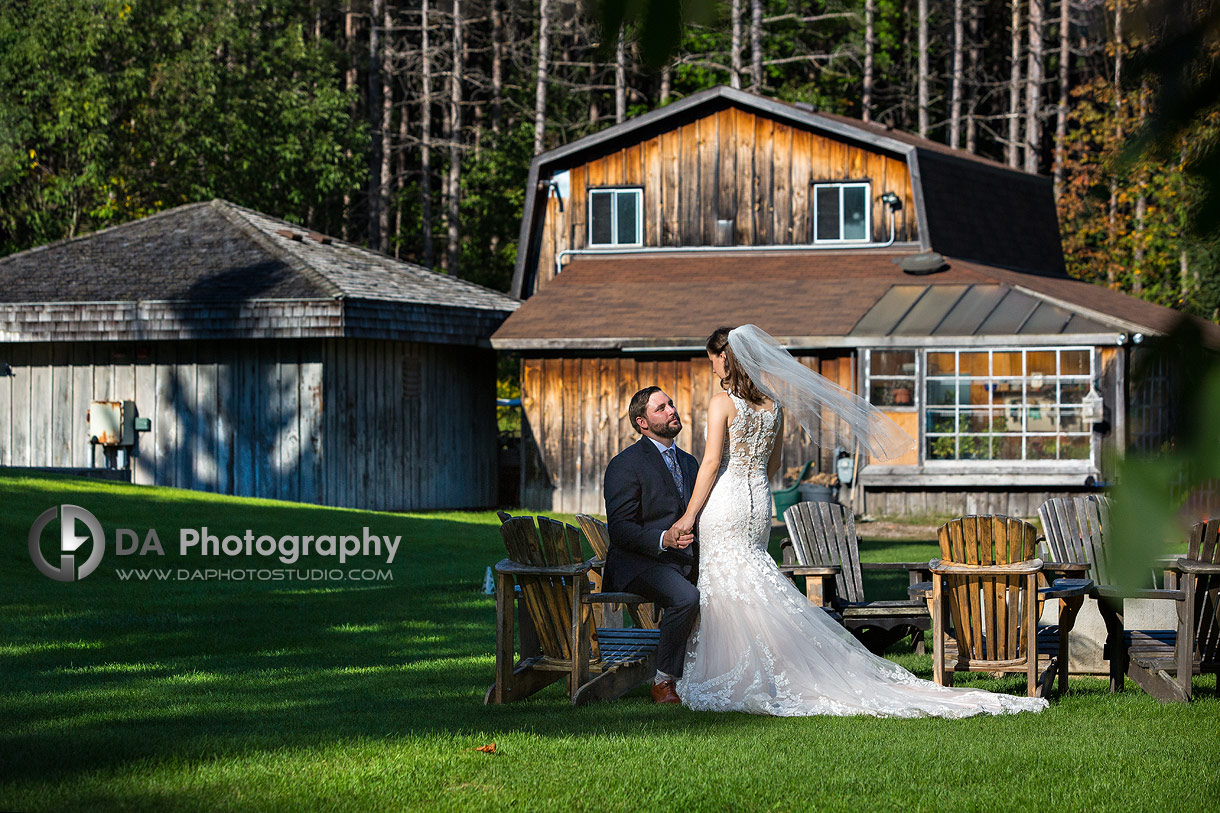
[[0, 200, 518, 344], [491, 250, 1220, 349]]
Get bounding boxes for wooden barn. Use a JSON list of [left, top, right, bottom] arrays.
[[491, 85, 1220, 517], [0, 199, 518, 510]]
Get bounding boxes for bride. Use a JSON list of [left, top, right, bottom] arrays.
[[671, 325, 1047, 717]]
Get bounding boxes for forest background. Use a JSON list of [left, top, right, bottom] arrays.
[[1, 0, 1217, 322]]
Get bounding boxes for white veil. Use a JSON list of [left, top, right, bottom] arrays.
[[727, 324, 915, 462]]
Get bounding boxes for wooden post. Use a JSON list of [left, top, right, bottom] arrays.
[[1177, 575, 1195, 702], [493, 569, 515, 703], [933, 573, 947, 685]]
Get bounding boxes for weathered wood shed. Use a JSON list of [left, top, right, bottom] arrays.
[[492, 86, 1220, 517], [0, 200, 518, 510]]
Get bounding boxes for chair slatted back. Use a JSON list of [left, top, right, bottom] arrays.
[[575, 514, 609, 560], [783, 501, 864, 604], [498, 514, 595, 662], [937, 515, 1039, 663], [574, 513, 661, 630], [1038, 496, 1112, 585], [1188, 519, 1220, 667]]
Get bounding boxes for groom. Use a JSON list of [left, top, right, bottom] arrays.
[[603, 386, 700, 704]]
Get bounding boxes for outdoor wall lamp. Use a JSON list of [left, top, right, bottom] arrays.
[[880, 191, 902, 210]]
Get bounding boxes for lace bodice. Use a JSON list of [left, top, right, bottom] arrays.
[[720, 392, 780, 478]]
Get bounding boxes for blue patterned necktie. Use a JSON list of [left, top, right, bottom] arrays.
[[664, 447, 684, 494]]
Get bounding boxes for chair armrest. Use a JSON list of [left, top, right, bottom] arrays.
[[1039, 578, 1094, 599], [778, 565, 840, 577], [582, 591, 653, 605], [860, 562, 933, 572], [494, 558, 593, 577], [1175, 558, 1220, 575], [1042, 561, 1089, 576], [1094, 584, 1186, 601], [907, 580, 932, 599], [929, 558, 1044, 575]]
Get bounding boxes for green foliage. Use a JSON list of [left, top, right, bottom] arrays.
[[0, 0, 366, 255], [458, 124, 533, 292], [1108, 320, 1220, 589], [1058, 77, 1220, 319]]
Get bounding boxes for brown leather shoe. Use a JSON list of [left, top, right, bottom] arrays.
[[650, 679, 681, 704]]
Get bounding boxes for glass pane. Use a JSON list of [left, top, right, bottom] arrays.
[[960, 352, 989, 377], [870, 350, 916, 377], [1060, 435, 1090, 460], [995, 435, 1024, 459], [965, 381, 991, 406], [1027, 350, 1057, 375], [590, 191, 613, 244], [616, 190, 639, 244], [927, 436, 957, 460], [1027, 402, 1056, 432], [927, 352, 956, 375], [870, 380, 915, 407], [992, 409, 1018, 433], [843, 185, 867, 240], [926, 409, 957, 433], [815, 187, 840, 240], [960, 436, 992, 460], [1060, 381, 1089, 404], [991, 378, 1024, 403], [1059, 407, 1085, 432], [963, 409, 993, 433], [997, 401, 1024, 431], [991, 351, 1022, 378], [1027, 436, 1058, 460], [927, 380, 963, 406], [1027, 370, 1053, 398], [1061, 350, 1090, 376]]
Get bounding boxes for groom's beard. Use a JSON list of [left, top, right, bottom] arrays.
[[647, 416, 682, 439]]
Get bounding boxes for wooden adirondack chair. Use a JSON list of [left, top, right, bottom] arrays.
[[781, 501, 931, 654], [1039, 497, 1220, 701], [486, 513, 660, 706], [931, 515, 1091, 697], [1095, 518, 1220, 702], [574, 514, 660, 630]]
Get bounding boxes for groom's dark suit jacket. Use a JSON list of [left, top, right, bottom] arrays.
[[603, 437, 699, 593]]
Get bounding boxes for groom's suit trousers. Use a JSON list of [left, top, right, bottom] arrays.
[[624, 565, 699, 677]]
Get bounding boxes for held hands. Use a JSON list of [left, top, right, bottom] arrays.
[[664, 516, 696, 549]]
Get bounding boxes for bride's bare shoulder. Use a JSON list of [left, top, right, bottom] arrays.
[[709, 391, 735, 417]]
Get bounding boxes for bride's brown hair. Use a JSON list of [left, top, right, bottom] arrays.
[[706, 326, 767, 405]]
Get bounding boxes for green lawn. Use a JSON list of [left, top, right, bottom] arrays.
[[1, 473, 1217, 811]]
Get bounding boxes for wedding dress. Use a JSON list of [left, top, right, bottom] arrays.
[[676, 393, 1048, 717]]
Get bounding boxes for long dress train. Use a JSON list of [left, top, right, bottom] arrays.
[[676, 393, 1048, 718]]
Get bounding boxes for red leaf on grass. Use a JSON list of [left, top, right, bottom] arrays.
[[472, 743, 497, 753]]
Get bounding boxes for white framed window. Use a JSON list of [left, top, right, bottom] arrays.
[[866, 349, 918, 409], [864, 347, 1095, 465], [588, 187, 643, 247], [813, 182, 871, 243]]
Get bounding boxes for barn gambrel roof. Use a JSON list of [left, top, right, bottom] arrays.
[[0, 200, 517, 345], [511, 85, 1064, 298]]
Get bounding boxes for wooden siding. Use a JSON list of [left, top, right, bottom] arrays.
[[520, 352, 855, 514], [533, 106, 917, 294], [0, 339, 497, 511], [862, 488, 1101, 520]]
